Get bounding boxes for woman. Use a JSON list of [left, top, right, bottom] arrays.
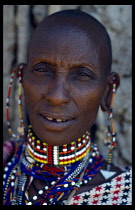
[[3, 9, 132, 205]]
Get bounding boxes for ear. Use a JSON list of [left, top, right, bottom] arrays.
[[100, 72, 120, 112]]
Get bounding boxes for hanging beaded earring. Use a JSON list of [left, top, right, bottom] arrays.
[[6, 63, 26, 139], [106, 77, 117, 168], [100, 77, 117, 179]]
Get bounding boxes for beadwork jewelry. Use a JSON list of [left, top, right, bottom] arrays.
[[6, 64, 26, 138], [3, 127, 104, 205], [104, 77, 117, 171], [26, 125, 91, 166]]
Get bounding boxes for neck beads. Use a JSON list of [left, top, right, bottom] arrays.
[[3, 126, 104, 205]]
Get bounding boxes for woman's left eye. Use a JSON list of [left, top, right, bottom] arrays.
[[77, 72, 90, 77]]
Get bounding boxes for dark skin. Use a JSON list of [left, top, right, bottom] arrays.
[[22, 14, 121, 201]]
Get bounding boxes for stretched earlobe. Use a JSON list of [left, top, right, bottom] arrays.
[[100, 72, 120, 112]]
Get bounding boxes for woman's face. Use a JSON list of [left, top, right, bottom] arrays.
[[23, 22, 108, 145]]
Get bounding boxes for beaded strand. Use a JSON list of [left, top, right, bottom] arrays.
[[105, 77, 117, 171], [6, 64, 25, 139]]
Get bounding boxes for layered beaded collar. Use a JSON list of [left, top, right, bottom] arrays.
[[26, 125, 91, 166], [3, 126, 104, 205]]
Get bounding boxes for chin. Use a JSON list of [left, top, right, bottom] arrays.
[[36, 131, 75, 146]]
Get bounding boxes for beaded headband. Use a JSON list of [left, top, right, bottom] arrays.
[[26, 125, 91, 166]]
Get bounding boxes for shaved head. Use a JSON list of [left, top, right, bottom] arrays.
[[24, 9, 120, 145], [28, 9, 112, 76]]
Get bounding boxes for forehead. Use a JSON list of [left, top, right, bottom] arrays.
[[28, 16, 109, 73], [29, 24, 100, 67]]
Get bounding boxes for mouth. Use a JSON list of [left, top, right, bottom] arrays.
[[39, 113, 75, 131]]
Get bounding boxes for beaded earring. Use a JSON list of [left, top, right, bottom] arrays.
[[6, 64, 26, 139], [106, 77, 117, 169], [100, 77, 117, 179]]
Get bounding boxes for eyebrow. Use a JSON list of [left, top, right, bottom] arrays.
[[30, 57, 98, 71]]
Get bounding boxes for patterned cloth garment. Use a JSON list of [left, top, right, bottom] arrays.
[[63, 168, 132, 205]]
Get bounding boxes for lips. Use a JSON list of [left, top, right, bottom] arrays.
[[39, 112, 75, 131]]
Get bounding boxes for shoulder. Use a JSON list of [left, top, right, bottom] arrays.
[[3, 138, 25, 169], [3, 139, 15, 168]]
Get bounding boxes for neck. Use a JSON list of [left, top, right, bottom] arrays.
[[26, 125, 91, 166]]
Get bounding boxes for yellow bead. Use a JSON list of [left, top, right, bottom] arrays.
[[59, 162, 64, 165]]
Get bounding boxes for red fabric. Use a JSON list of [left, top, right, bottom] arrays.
[[3, 140, 15, 168]]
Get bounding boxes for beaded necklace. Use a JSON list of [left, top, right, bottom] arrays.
[[26, 125, 91, 166], [3, 128, 104, 205]]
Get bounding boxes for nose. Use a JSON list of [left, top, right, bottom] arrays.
[[45, 75, 70, 106]]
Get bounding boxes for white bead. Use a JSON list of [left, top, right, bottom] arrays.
[[6, 98, 9, 103], [27, 202, 32, 205], [7, 162, 12, 166], [33, 195, 37, 200], [63, 149, 67, 152], [51, 181, 56, 185], [11, 182, 14, 186], [11, 175, 15, 180], [53, 151, 58, 154], [42, 202, 47, 205], [71, 181, 75, 186], [54, 146, 58, 150], [59, 157, 63, 160], [4, 167, 8, 172], [39, 190, 43, 194], [71, 154, 75, 158], [84, 180, 88, 184], [26, 156, 35, 164], [64, 184, 68, 188], [92, 152, 96, 157], [3, 174, 6, 179], [45, 186, 49, 190]]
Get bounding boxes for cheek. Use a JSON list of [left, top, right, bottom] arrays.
[[23, 77, 42, 114], [75, 85, 105, 121]]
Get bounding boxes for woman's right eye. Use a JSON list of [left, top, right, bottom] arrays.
[[34, 68, 48, 72]]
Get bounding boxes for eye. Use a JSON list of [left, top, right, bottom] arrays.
[[32, 62, 55, 76], [77, 72, 90, 77], [34, 68, 48, 72], [75, 68, 94, 80]]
